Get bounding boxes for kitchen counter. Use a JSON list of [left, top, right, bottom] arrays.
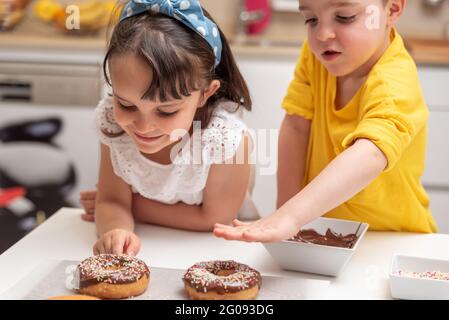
[[2, 10, 449, 64], [405, 38, 449, 66], [0, 29, 302, 61], [0, 8, 302, 60], [1, 207, 449, 299]]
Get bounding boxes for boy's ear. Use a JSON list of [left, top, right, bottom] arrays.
[[387, 0, 406, 27], [199, 80, 221, 107]]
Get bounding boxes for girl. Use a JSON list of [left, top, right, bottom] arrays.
[[214, 0, 437, 242], [81, 0, 256, 256]]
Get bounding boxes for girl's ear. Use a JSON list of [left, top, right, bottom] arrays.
[[199, 80, 221, 107], [386, 0, 406, 27]]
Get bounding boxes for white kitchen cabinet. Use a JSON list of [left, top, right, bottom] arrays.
[[237, 54, 449, 233], [419, 66, 449, 234], [418, 67, 449, 110], [423, 110, 449, 187], [427, 190, 449, 233], [423, 110, 449, 233], [237, 55, 297, 215]]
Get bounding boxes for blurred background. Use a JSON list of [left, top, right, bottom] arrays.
[[1, 0, 449, 253]]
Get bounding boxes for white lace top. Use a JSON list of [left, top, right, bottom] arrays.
[[95, 97, 248, 206]]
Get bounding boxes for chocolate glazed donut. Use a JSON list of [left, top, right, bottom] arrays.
[[183, 260, 262, 300], [75, 254, 150, 299]]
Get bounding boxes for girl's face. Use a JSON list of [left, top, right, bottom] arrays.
[[300, 0, 392, 77], [109, 53, 219, 155]]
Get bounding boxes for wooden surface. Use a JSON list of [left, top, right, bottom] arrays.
[[406, 38, 449, 66], [1, 2, 448, 63]]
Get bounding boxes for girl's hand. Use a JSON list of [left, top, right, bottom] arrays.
[[93, 229, 141, 256], [213, 211, 301, 243], [80, 189, 97, 222]]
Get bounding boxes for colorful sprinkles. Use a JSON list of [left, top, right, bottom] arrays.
[[77, 254, 150, 287], [394, 270, 449, 281], [183, 260, 261, 294]]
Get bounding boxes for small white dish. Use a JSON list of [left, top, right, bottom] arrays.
[[263, 217, 369, 277], [390, 255, 449, 300]]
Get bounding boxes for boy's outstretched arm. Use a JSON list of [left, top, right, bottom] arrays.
[[213, 138, 387, 242]]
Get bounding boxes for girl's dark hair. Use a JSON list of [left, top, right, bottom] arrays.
[[104, 5, 251, 129]]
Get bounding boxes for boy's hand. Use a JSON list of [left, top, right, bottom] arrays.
[[80, 189, 97, 222], [213, 211, 301, 243], [93, 229, 141, 256]]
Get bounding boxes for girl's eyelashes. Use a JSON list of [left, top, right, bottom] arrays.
[[304, 14, 357, 26], [117, 101, 179, 117], [304, 17, 318, 26], [336, 15, 357, 23], [118, 102, 137, 111], [157, 110, 179, 117]]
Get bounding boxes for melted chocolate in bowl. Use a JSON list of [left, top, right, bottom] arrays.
[[289, 228, 358, 248]]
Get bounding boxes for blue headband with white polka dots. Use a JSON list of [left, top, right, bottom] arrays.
[[120, 0, 223, 67]]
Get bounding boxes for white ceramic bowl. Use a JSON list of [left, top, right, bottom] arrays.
[[263, 217, 369, 277], [390, 255, 449, 300]]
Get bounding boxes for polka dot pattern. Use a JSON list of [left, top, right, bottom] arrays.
[[120, 0, 222, 67]]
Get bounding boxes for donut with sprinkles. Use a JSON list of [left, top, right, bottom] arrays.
[[183, 260, 262, 300], [75, 254, 150, 299]]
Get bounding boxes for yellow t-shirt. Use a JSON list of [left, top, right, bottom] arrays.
[[282, 29, 437, 233]]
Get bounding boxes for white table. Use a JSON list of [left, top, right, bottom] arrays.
[[1, 207, 448, 299]]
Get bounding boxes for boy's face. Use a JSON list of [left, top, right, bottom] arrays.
[[300, 0, 392, 77]]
